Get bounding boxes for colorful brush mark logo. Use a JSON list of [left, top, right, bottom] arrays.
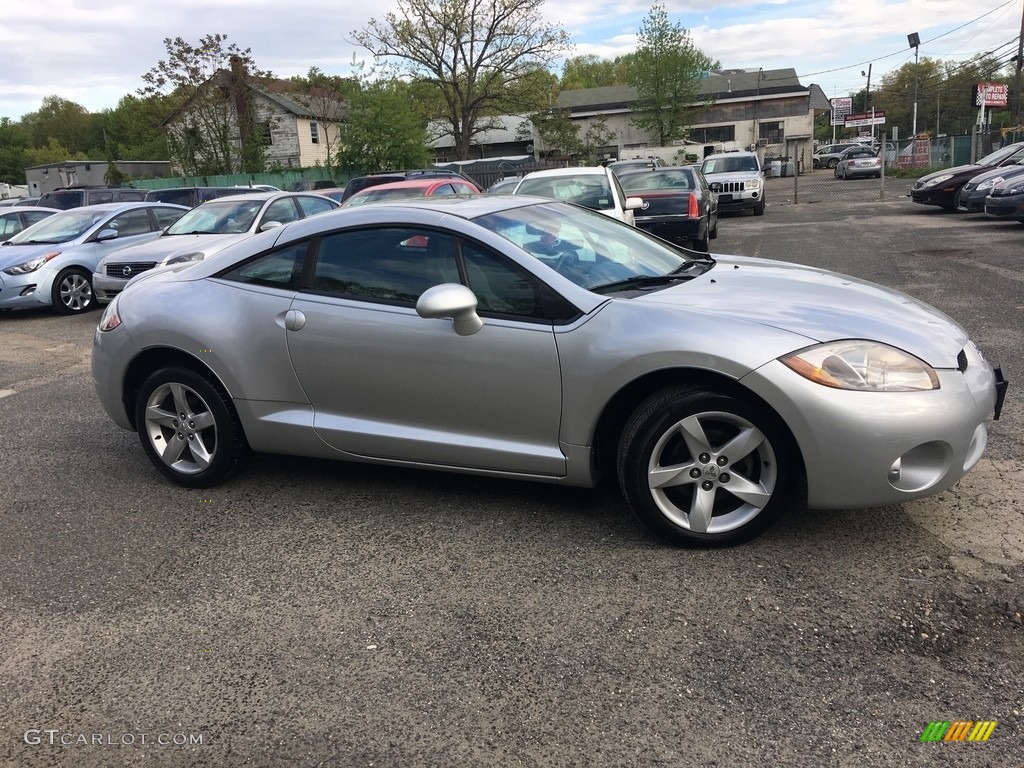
[[920, 721, 997, 742]]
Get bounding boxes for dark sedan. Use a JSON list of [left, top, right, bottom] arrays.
[[983, 175, 1024, 222], [911, 142, 1024, 210], [956, 160, 1024, 213], [616, 166, 719, 251]]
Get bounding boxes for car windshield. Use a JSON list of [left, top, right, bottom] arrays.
[[619, 169, 694, 191], [516, 175, 614, 211], [978, 144, 1024, 166], [4, 209, 105, 245], [345, 187, 428, 207], [165, 199, 265, 235], [701, 156, 759, 174], [475, 202, 699, 291]]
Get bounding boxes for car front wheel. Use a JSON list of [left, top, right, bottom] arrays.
[[135, 367, 248, 488], [51, 267, 94, 314], [617, 386, 795, 546]]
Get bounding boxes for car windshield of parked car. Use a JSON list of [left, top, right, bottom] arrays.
[[618, 169, 695, 191], [474, 202, 701, 292], [516, 175, 615, 211], [701, 156, 758, 174], [165, 199, 265, 235], [344, 187, 433, 207], [3, 209, 104, 245]]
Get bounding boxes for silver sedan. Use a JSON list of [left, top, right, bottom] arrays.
[[92, 196, 1006, 546]]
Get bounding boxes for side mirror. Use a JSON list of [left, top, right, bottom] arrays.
[[416, 283, 483, 336], [95, 228, 119, 241], [259, 221, 284, 231], [625, 197, 644, 211]]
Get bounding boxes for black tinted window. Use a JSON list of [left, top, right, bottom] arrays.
[[220, 242, 308, 290]]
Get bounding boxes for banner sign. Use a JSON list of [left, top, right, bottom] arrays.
[[973, 83, 1008, 108], [844, 111, 886, 127]]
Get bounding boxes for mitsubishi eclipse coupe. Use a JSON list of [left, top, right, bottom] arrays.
[[92, 196, 1007, 546]]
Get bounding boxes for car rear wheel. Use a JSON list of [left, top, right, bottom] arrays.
[[50, 267, 94, 314], [827, 158, 839, 169], [617, 386, 795, 546], [135, 367, 248, 488]]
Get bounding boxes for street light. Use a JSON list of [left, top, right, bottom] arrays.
[[908, 32, 921, 137]]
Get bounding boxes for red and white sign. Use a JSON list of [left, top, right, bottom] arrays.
[[974, 83, 1008, 108], [830, 97, 852, 127]]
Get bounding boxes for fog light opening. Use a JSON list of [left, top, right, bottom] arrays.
[[888, 441, 953, 493], [19, 285, 37, 296]]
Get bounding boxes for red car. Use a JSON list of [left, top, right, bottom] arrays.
[[341, 178, 481, 207]]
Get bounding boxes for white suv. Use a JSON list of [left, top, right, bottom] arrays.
[[700, 152, 766, 216]]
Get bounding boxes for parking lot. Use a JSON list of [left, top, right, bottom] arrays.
[[1, 195, 1021, 766]]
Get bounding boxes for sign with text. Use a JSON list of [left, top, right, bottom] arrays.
[[973, 83, 1008, 108], [844, 111, 886, 127], [830, 97, 853, 126]]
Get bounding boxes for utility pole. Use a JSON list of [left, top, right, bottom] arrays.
[[861, 64, 872, 112], [1013, 0, 1024, 128], [908, 33, 921, 136]]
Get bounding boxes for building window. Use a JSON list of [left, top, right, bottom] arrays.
[[310, 121, 320, 145], [261, 122, 273, 146], [759, 122, 784, 144], [689, 125, 735, 143]]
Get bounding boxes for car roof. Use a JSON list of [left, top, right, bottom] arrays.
[[54, 201, 189, 216], [702, 151, 756, 160], [354, 179, 472, 193], [0, 205, 60, 213]]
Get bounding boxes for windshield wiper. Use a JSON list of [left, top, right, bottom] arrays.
[[590, 273, 697, 294]]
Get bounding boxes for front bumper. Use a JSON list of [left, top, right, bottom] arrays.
[[910, 186, 956, 207], [740, 341, 1005, 509], [0, 268, 54, 309], [984, 193, 1024, 220], [93, 272, 129, 304]]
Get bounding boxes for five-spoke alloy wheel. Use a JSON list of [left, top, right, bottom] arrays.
[[618, 386, 795, 546], [135, 367, 247, 487]]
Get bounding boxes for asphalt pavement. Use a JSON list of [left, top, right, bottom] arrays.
[[1, 194, 1021, 767]]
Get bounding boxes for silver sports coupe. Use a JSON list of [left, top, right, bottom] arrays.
[[92, 196, 1007, 546]]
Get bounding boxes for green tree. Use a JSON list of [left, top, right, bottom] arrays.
[[21, 96, 92, 154], [354, 0, 571, 160], [101, 94, 174, 161], [628, 5, 715, 146], [579, 116, 617, 164], [23, 138, 87, 168], [560, 54, 635, 90], [0, 118, 30, 184], [335, 79, 431, 173], [139, 33, 272, 175]]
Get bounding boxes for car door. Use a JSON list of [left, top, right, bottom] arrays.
[[285, 225, 566, 475]]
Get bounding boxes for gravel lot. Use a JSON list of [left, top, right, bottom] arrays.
[[1, 194, 1021, 767]]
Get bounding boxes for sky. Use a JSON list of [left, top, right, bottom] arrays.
[[0, 0, 1018, 122]]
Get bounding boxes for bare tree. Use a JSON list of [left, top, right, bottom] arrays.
[[353, 0, 571, 160], [140, 34, 272, 175], [287, 68, 355, 178]]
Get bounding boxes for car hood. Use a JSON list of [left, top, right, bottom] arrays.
[[97, 233, 247, 265], [917, 163, 988, 184], [966, 164, 1024, 185], [0, 241, 76, 268], [637, 255, 967, 367], [702, 171, 761, 182]]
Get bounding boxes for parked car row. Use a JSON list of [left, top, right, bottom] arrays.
[[911, 141, 1024, 221]]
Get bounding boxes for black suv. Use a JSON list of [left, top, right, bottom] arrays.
[[339, 169, 475, 202], [37, 186, 147, 210]]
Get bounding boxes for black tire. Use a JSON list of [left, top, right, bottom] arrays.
[[135, 367, 249, 488], [617, 386, 795, 546], [826, 158, 839, 169], [709, 213, 719, 239], [754, 198, 765, 216], [692, 227, 710, 252], [50, 267, 94, 314]]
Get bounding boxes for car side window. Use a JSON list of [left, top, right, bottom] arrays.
[[89, 191, 114, 205], [461, 241, 567, 321], [311, 227, 460, 306], [219, 241, 308, 290], [296, 195, 336, 216], [152, 206, 185, 229], [107, 209, 153, 237], [261, 198, 299, 228]]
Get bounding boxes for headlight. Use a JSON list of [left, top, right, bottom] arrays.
[[922, 174, 953, 188], [1003, 181, 1024, 195], [781, 341, 940, 392], [745, 178, 762, 190], [977, 177, 1002, 191], [3, 251, 61, 275], [165, 252, 205, 266], [98, 295, 122, 332]]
